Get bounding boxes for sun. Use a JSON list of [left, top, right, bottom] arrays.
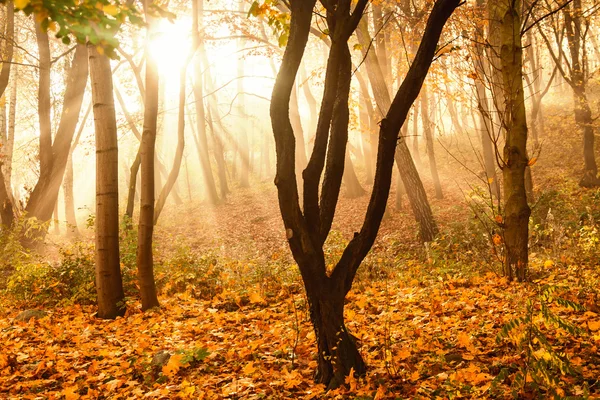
[[147, 17, 193, 77]]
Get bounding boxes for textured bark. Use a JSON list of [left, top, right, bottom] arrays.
[[271, 0, 458, 388], [89, 44, 125, 319], [495, 0, 531, 282], [421, 85, 443, 199]]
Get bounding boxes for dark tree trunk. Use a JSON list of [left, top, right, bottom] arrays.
[[270, 0, 459, 389]]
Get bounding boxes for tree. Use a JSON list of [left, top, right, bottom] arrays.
[[89, 44, 125, 319], [355, 11, 439, 242], [538, 0, 599, 187], [271, 0, 460, 387], [136, 6, 160, 311], [492, 0, 531, 281]]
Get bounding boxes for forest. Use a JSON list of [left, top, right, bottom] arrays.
[[0, 0, 600, 398]]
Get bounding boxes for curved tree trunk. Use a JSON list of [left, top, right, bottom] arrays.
[[88, 44, 125, 319], [153, 64, 187, 224], [271, 0, 458, 389]]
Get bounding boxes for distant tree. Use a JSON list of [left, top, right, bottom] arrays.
[[136, 4, 160, 311], [270, 0, 460, 388], [89, 44, 125, 319], [537, 0, 600, 187]]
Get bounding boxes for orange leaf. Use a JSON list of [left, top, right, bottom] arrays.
[[527, 157, 537, 166], [162, 354, 184, 377]]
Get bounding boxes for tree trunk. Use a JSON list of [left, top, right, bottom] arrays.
[[136, 34, 160, 310], [270, 0, 458, 389], [192, 0, 220, 203], [63, 152, 79, 237], [206, 107, 229, 199], [0, 1, 13, 99], [496, 0, 531, 282], [342, 150, 366, 198], [421, 85, 443, 199], [412, 106, 422, 168], [89, 44, 125, 319], [154, 63, 188, 224], [356, 16, 438, 241], [26, 44, 88, 225]]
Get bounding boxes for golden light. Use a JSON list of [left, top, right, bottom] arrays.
[[147, 18, 193, 77]]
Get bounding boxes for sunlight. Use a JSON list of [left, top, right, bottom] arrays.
[[147, 18, 193, 76]]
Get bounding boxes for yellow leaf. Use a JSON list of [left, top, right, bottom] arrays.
[[162, 354, 183, 377], [345, 367, 357, 391], [588, 320, 600, 332], [14, 0, 30, 9], [396, 348, 411, 360], [527, 157, 537, 166], [63, 386, 79, 400], [249, 291, 264, 304], [96, 46, 105, 56], [492, 234, 503, 245], [48, 21, 58, 32], [457, 332, 471, 348], [243, 362, 256, 375], [374, 386, 386, 400], [487, 177, 494, 184], [544, 260, 554, 268], [103, 4, 119, 16], [410, 370, 420, 381]]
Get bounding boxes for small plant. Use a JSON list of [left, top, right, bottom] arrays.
[[494, 284, 587, 398], [157, 246, 223, 300]]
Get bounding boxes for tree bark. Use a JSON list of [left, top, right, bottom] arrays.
[[495, 0, 531, 282], [89, 44, 125, 319]]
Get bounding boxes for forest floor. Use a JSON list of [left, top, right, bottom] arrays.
[[2, 104, 600, 399]]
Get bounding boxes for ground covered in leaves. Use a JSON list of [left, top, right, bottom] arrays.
[[1, 263, 600, 399]]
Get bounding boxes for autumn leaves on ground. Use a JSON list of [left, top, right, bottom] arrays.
[[2, 140, 600, 399]]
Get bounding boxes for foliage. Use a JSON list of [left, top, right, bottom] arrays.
[[247, 0, 291, 47], [495, 284, 589, 398], [3, 240, 139, 306], [156, 246, 223, 300]]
